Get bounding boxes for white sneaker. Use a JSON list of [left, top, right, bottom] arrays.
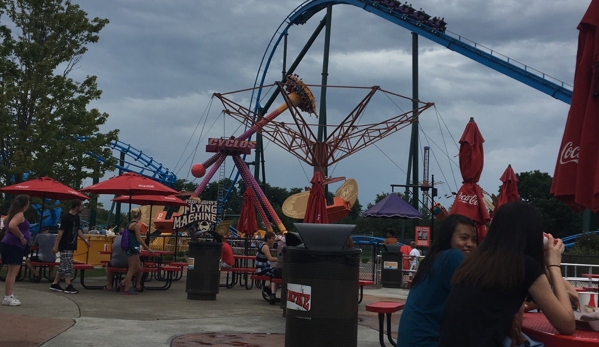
[[2, 295, 21, 306]]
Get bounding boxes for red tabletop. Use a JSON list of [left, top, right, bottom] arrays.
[[365, 301, 405, 314], [141, 250, 173, 256], [98, 250, 111, 255], [522, 312, 599, 347], [582, 274, 599, 279], [233, 255, 255, 260]]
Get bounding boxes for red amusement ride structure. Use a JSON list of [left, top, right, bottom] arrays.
[[190, 74, 433, 233]]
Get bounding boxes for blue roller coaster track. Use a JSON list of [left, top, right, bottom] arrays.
[[78, 137, 177, 186], [252, 0, 572, 107]]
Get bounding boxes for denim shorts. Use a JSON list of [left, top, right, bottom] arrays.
[[126, 246, 140, 256], [0, 242, 25, 265]]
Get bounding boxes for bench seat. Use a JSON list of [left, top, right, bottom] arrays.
[[221, 267, 255, 273], [250, 275, 282, 284], [366, 301, 405, 347]]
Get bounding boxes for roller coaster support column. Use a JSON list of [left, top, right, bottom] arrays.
[[252, 17, 327, 193], [233, 155, 284, 233], [317, 4, 332, 198]]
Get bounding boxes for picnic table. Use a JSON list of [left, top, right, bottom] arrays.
[[221, 255, 256, 289], [522, 312, 599, 347], [98, 249, 179, 290], [582, 274, 599, 280]]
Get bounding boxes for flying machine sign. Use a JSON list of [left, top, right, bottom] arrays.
[[173, 200, 218, 229], [206, 138, 257, 154]]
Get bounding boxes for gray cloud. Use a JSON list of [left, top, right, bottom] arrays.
[[70, 0, 589, 211]]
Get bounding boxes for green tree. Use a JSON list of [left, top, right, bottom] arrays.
[[0, 0, 117, 189], [517, 170, 582, 238], [173, 178, 198, 194]]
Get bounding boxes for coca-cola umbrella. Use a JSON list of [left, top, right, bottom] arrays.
[[303, 171, 329, 224], [236, 188, 259, 236], [0, 176, 89, 229], [495, 164, 519, 211], [112, 194, 187, 244], [449, 117, 491, 240], [551, 0, 599, 211], [81, 172, 178, 196], [236, 188, 259, 256]]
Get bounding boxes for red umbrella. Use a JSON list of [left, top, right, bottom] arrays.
[[551, 0, 599, 212], [1, 176, 89, 201], [495, 164, 519, 211], [1, 176, 89, 228], [303, 171, 329, 224], [81, 172, 178, 196], [236, 188, 259, 236], [449, 118, 490, 240]]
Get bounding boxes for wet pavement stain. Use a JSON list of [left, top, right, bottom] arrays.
[[172, 333, 285, 347]]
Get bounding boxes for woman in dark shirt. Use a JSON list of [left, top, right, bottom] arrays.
[[1, 195, 31, 306], [439, 202, 575, 347]]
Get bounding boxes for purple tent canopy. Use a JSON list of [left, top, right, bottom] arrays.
[[361, 193, 423, 219]]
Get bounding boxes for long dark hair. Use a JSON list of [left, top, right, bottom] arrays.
[[412, 214, 476, 286], [452, 201, 544, 293], [5, 194, 30, 226]]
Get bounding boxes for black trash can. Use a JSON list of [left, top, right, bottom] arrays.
[[280, 232, 303, 315], [381, 250, 403, 288], [186, 241, 222, 300], [285, 247, 361, 347]]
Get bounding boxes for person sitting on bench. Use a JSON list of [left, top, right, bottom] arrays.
[[103, 234, 142, 292], [255, 231, 277, 304], [25, 227, 56, 278]]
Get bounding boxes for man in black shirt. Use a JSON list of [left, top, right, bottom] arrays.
[[50, 200, 90, 294]]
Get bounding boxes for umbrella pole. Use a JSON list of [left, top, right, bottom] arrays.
[[39, 197, 46, 233], [245, 234, 249, 256], [146, 204, 153, 245], [174, 232, 178, 262]]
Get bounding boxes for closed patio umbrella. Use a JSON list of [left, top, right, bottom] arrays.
[[551, 0, 599, 211], [303, 171, 329, 224], [449, 118, 491, 240], [236, 188, 259, 237], [495, 164, 519, 211]]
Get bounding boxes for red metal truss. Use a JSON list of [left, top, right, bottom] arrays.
[[215, 85, 433, 169]]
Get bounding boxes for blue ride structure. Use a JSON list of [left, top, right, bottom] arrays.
[[563, 230, 599, 249], [78, 137, 177, 186], [252, 0, 572, 107]]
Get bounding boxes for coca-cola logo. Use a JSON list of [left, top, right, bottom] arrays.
[[457, 192, 478, 206], [559, 141, 579, 164]]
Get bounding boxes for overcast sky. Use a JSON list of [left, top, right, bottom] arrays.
[[70, 0, 591, 211]]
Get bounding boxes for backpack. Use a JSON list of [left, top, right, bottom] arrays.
[[120, 221, 137, 251]]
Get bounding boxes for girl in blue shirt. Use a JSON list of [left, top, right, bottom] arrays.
[[397, 214, 477, 347]]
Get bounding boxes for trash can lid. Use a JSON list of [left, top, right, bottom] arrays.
[[293, 223, 355, 251]]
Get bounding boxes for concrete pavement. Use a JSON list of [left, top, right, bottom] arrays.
[[0, 276, 409, 346]]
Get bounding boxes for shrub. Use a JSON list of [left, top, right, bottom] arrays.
[[566, 232, 599, 256]]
